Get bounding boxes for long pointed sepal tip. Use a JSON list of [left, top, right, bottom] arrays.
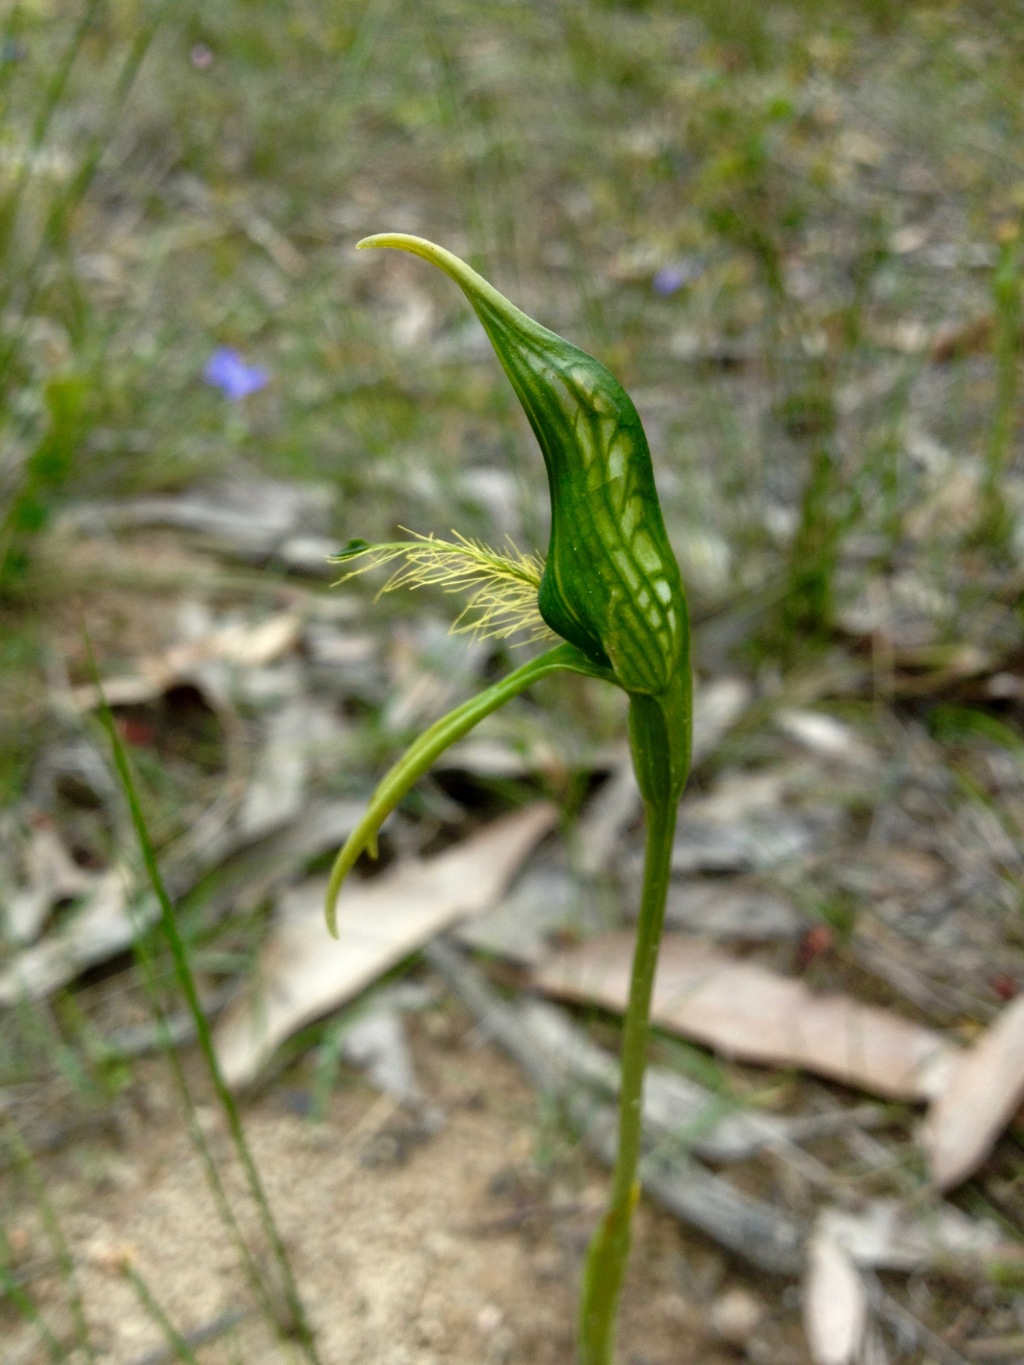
[[353, 235, 479, 283], [356, 233, 427, 251]]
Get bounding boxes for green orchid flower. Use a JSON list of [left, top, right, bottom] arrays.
[[326, 234, 693, 1365]]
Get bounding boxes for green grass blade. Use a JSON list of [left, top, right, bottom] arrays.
[[0, 3, 166, 379], [0, 0, 104, 266], [0, 1219, 67, 1365], [3, 1125, 97, 1363], [121, 1261, 202, 1365], [96, 669, 323, 1364]]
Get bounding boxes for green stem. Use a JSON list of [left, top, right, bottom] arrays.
[[578, 773, 679, 1365]]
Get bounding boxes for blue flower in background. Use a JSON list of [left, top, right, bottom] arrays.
[[652, 258, 704, 297], [203, 347, 269, 400]]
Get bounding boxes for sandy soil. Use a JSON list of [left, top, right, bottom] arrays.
[[4, 995, 808, 1365]]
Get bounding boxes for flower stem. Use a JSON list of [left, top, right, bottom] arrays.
[[577, 776, 679, 1365]]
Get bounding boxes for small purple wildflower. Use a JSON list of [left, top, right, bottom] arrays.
[[203, 347, 269, 400], [652, 258, 704, 297]]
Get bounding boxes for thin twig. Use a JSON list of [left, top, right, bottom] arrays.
[[862, 1269, 971, 1365], [125, 1309, 250, 1365], [966, 1335, 1024, 1362]]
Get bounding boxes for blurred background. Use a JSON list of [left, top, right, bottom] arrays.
[[2, 2, 1024, 1362]]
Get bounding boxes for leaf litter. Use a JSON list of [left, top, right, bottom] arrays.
[[6, 553, 1023, 1363]]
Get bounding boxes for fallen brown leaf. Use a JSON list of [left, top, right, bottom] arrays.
[[803, 1229, 868, 1365], [534, 934, 954, 1101], [818, 1198, 1009, 1270], [70, 612, 302, 710], [214, 803, 557, 1088], [922, 994, 1024, 1189]]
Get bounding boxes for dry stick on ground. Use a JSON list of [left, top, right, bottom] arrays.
[[861, 1270, 971, 1365], [124, 1309, 251, 1365], [966, 1335, 1024, 1362], [0, 797, 365, 1008], [99, 985, 236, 1060], [425, 939, 806, 1277], [517, 997, 883, 1168]]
